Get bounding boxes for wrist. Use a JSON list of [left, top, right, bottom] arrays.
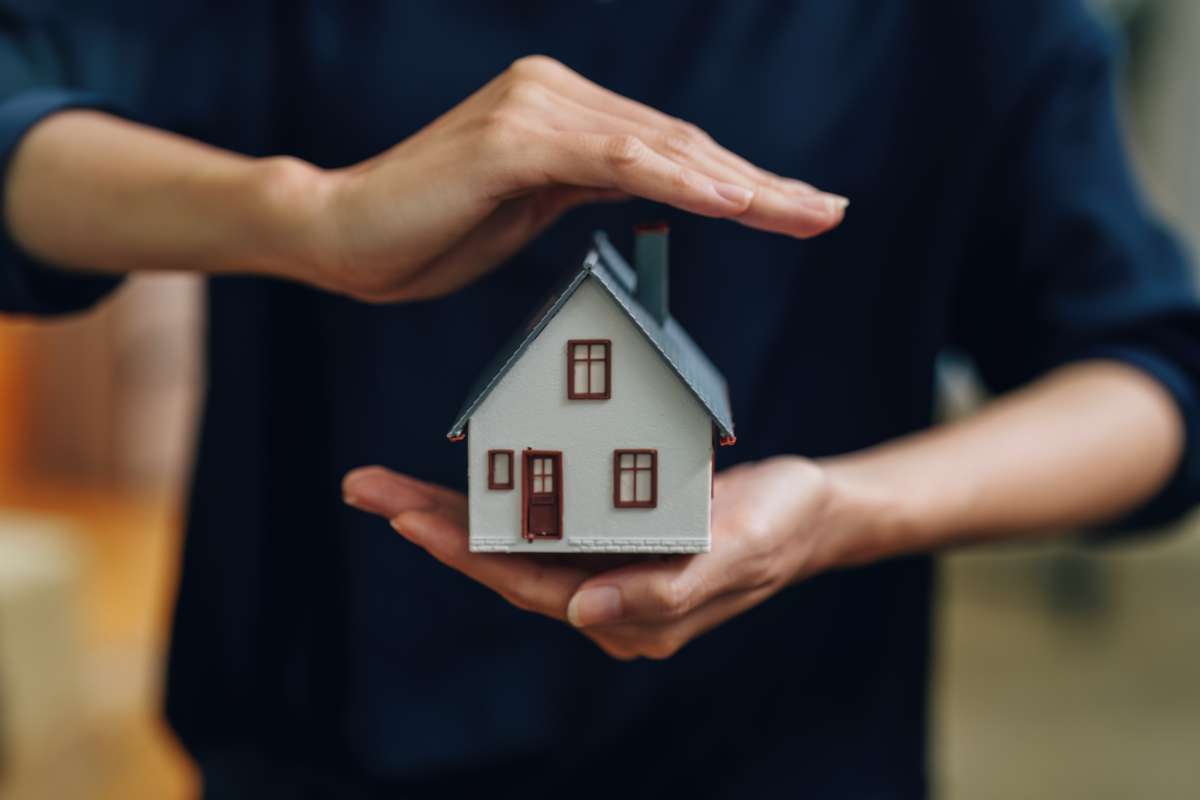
[[808, 456, 927, 572], [235, 156, 339, 288]]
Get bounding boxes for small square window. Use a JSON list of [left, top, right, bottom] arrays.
[[567, 339, 611, 399], [613, 449, 657, 508], [488, 450, 514, 490]]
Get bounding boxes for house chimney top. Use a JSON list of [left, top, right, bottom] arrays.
[[633, 222, 669, 324]]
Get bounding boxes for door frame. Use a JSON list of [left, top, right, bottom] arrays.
[[521, 449, 563, 541]]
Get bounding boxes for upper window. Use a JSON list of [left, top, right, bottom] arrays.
[[613, 449, 657, 508], [567, 339, 611, 399], [488, 449, 514, 490]]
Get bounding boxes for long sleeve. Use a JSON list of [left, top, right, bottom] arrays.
[[0, 13, 123, 315], [951, 7, 1200, 529]]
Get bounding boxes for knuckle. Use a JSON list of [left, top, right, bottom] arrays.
[[660, 132, 693, 161], [498, 79, 547, 109], [768, 173, 796, 194], [641, 636, 683, 661], [509, 54, 562, 78], [604, 134, 647, 170], [673, 120, 711, 145], [648, 577, 687, 617], [669, 167, 698, 192]]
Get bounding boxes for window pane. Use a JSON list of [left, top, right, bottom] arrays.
[[544, 475, 553, 492], [591, 343, 606, 359], [636, 469, 652, 501], [574, 343, 588, 359], [573, 360, 589, 393], [620, 452, 634, 469], [619, 469, 634, 502], [543, 458, 553, 477], [590, 361, 606, 394], [533, 475, 543, 493], [493, 454, 509, 484], [636, 453, 651, 469]]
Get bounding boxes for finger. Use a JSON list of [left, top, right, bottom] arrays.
[[565, 493, 788, 628], [390, 508, 591, 622], [534, 82, 832, 203], [342, 465, 466, 525], [581, 580, 778, 661], [514, 56, 826, 197], [528, 130, 756, 219], [565, 550, 734, 628], [530, 91, 846, 238], [343, 467, 585, 620], [475, 79, 840, 237], [395, 186, 628, 301]]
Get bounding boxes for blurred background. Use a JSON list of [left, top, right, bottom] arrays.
[[1, 2, 1198, 798]]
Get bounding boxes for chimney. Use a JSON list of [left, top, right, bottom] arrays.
[[633, 222, 670, 324]]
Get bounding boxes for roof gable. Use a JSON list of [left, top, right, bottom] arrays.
[[446, 232, 734, 442]]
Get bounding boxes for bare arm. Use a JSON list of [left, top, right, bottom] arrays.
[[4, 112, 317, 283], [2, 56, 848, 303], [342, 359, 1184, 660], [815, 359, 1184, 567]]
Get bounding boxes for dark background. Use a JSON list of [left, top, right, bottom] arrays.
[[0, 1, 1198, 797]]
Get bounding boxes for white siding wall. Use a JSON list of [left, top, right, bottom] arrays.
[[467, 278, 712, 552]]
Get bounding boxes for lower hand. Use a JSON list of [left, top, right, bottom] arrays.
[[342, 456, 882, 660], [291, 56, 848, 303]]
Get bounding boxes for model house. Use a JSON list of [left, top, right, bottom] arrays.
[[447, 225, 735, 553]]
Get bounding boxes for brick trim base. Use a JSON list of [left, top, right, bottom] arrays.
[[469, 536, 709, 554]]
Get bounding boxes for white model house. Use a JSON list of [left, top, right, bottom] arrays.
[[447, 226, 735, 553]]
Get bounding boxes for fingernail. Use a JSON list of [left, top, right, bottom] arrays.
[[712, 181, 754, 207], [567, 586, 623, 628], [822, 193, 850, 212], [787, 192, 847, 215], [343, 493, 371, 512]]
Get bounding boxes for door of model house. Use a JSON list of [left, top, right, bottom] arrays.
[[523, 451, 562, 540]]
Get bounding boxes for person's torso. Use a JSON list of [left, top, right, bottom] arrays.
[[46, 0, 1057, 794]]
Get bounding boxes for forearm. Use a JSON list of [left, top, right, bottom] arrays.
[[817, 360, 1185, 568], [3, 110, 326, 283]]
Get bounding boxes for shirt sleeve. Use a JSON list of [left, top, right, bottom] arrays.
[[0, 14, 125, 316], [951, 12, 1200, 531]]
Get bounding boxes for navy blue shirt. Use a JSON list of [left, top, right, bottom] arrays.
[[4, 2, 1200, 797]]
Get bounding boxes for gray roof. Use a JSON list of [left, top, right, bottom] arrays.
[[446, 231, 735, 442]]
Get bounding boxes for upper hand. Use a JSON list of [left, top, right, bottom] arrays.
[[342, 456, 875, 660], [294, 56, 848, 303]]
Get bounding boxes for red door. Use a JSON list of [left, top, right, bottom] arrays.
[[523, 451, 562, 540]]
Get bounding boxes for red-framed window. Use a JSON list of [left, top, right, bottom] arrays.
[[613, 449, 657, 508], [487, 449, 514, 490], [567, 339, 611, 399]]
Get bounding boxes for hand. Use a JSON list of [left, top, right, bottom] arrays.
[[298, 56, 848, 302], [342, 456, 882, 660]]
